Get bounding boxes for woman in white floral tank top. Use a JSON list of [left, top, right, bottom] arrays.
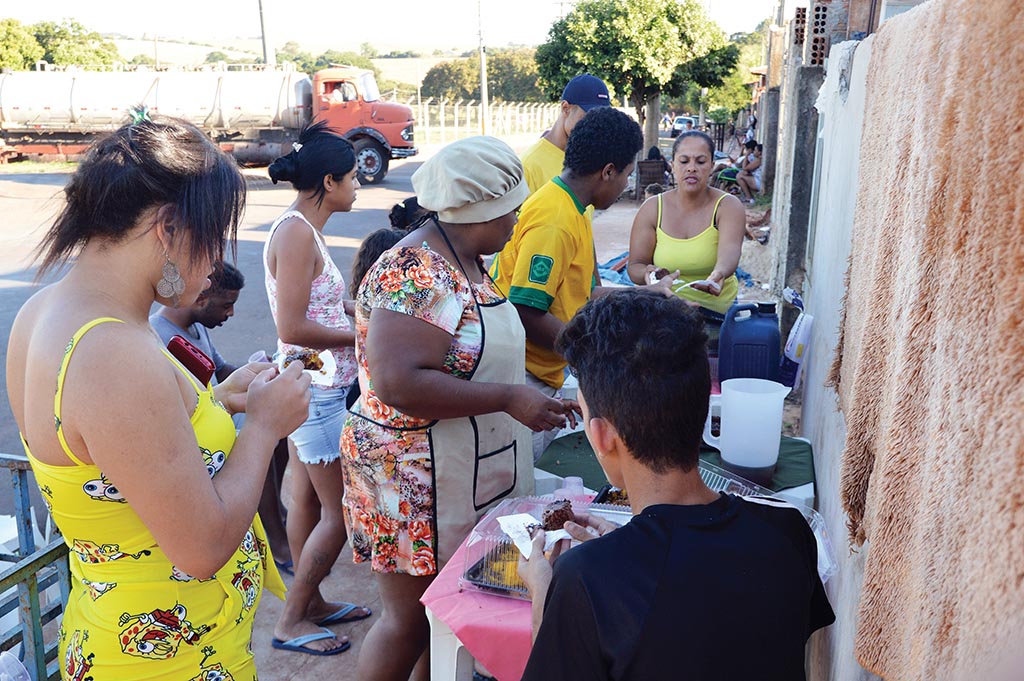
[[262, 122, 371, 657]]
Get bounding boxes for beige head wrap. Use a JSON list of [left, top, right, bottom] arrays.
[[411, 136, 529, 224]]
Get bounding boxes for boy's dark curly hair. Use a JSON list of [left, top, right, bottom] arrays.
[[564, 107, 643, 176], [555, 290, 710, 472]]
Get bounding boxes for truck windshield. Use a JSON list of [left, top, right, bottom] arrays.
[[360, 73, 380, 102]]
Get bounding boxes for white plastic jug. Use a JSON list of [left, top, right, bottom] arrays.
[[0, 651, 30, 681], [703, 378, 791, 485]]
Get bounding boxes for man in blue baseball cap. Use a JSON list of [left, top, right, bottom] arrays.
[[520, 74, 612, 196]]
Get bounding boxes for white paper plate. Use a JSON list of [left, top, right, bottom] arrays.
[[278, 350, 336, 387]]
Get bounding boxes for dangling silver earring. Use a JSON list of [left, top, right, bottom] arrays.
[[157, 253, 186, 307]]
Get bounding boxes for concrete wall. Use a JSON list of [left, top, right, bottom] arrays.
[[801, 39, 880, 681], [767, 13, 823, 336]]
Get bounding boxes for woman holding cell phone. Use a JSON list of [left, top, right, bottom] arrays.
[[6, 116, 310, 679]]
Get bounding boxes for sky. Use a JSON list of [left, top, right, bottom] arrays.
[[5, 0, 775, 53]]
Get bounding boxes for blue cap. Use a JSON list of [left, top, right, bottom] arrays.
[[561, 74, 611, 111]]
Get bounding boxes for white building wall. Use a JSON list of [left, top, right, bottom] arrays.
[[800, 38, 881, 681]]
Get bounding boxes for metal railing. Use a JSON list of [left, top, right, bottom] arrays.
[[0, 454, 70, 681]]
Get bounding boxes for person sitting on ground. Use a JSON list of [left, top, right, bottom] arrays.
[[627, 130, 745, 321], [388, 196, 430, 231], [518, 290, 836, 681], [7, 115, 310, 679], [520, 73, 611, 196], [150, 262, 292, 569], [491, 107, 677, 462], [712, 139, 756, 187], [737, 143, 764, 204], [644, 183, 665, 200]]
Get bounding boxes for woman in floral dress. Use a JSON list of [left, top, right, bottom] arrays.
[[341, 137, 575, 681]]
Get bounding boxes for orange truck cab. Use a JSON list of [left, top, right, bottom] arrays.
[[312, 66, 416, 183]]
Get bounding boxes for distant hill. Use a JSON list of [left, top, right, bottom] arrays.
[[371, 57, 458, 88], [113, 39, 261, 67]]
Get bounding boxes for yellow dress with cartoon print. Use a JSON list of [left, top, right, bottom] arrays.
[[22, 318, 286, 680]]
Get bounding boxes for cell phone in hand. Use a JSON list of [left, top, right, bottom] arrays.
[[167, 335, 216, 386]]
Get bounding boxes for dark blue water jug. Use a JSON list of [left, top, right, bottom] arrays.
[[717, 302, 781, 382]]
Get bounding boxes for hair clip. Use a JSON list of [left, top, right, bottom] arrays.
[[292, 142, 303, 153], [128, 105, 151, 125]]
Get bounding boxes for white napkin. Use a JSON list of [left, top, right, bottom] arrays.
[[497, 513, 572, 560], [278, 350, 336, 387]]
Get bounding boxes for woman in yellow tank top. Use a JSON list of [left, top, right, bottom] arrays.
[[628, 131, 746, 316], [5, 117, 312, 679]]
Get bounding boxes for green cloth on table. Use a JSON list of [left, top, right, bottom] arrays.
[[535, 432, 816, 493]]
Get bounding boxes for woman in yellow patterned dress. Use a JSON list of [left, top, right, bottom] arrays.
[[5, 117, 312, 679]]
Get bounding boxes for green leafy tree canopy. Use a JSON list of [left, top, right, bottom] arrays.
[[421, 49, 544, 102], [0, 18, 44, 70], [32, 19, 119, 67], [535, 0, 735, 125]]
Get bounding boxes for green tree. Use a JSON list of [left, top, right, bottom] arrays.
[[313, 50, 379, 77], [205, 50, 229, 63], [360, 42, 378, 59], [32, 19, 119, 67], [421, 51, 545, 102], [421, 59, 478, 100], [129, 53, 156, 66], [535, 0, 735, 128], [278, 40, 315, 73], [488, 50, 543, 101], [703, 22, 768, 113], [0, 18, 44, 70]]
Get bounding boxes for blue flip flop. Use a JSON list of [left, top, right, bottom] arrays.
[[271, 627, 350, 656], [274, 559, 294, 576], [316, 603, 373, 626]]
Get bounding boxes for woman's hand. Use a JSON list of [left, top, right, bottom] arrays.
[[644, 269, 681, 298], [691, 270, 725, 296], [343, 299, 356, 317], [505, 384, 568, 433], [245, 362, 312, 441], [643, 264, 671, 284], [214, 361, 274, 415]]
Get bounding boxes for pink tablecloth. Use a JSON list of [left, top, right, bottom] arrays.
[[421, 535, 533, 681]]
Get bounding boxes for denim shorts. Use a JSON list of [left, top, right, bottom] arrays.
[[289, 385, 350, 465]]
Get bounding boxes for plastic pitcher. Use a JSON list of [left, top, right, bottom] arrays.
[[0, 651, 30, 681], [717, 302, 781, 383], [703, 378, 791, 486]]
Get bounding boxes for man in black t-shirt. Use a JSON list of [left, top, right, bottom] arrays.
[[518, 291, 835, 681]]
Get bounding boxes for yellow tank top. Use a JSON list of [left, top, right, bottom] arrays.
[[652, 193, 740, 315], [23, 317, 285, 680]]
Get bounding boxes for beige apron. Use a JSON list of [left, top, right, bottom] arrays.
[[429, 291, 534, 564]]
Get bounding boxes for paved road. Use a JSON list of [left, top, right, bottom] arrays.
[[0, 155, 423, 518]]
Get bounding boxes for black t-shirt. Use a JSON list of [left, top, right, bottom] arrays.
[[522, 494, 835, 681]]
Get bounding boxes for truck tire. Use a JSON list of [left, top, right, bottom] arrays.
[[354, 138, 389, 184]]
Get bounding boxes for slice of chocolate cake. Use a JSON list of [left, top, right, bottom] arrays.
[[542, 499, 574, 531]]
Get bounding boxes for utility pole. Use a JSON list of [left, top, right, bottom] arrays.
[[478, 0, 489, 135], [258, 0, 275, 66]]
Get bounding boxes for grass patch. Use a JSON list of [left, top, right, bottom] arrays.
[[0, 161, 78, 174]]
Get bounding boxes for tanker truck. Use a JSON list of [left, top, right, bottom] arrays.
[[0, 64, 416, 183]]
